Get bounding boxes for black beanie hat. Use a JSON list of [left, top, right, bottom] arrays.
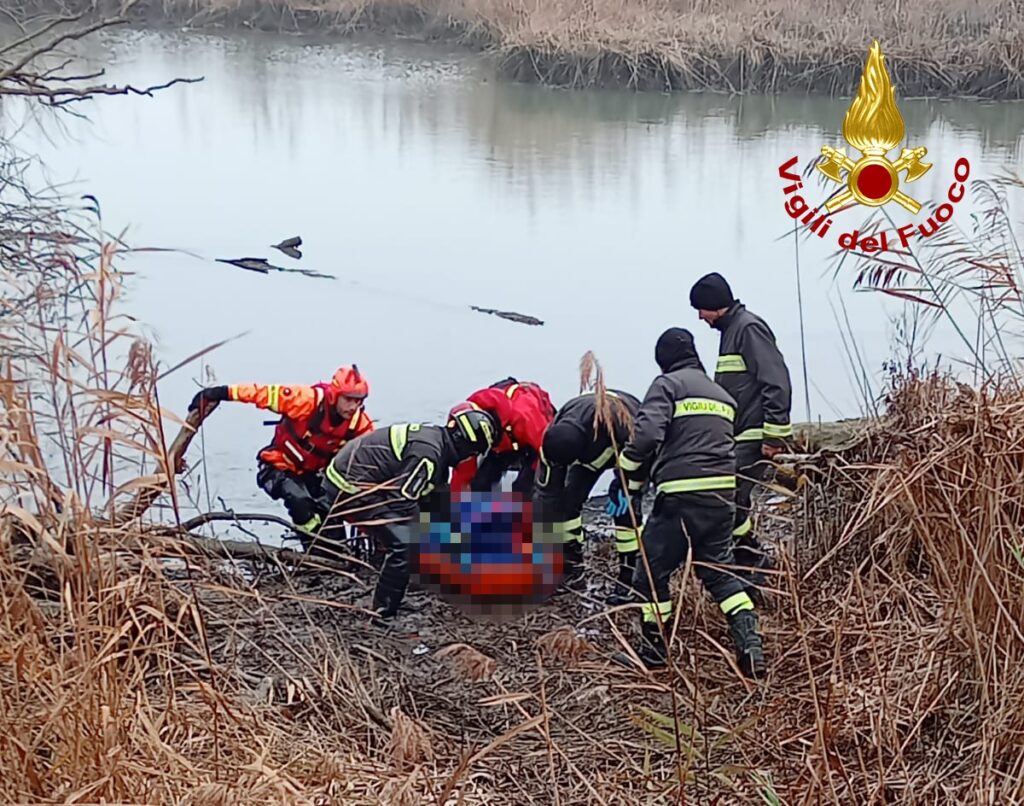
[[542, 422, 587, 465], [655, 327, 701, 373], [689, 272, 734, 310]]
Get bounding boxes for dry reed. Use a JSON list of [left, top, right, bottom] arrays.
[[118, 0, 1024, 97], [4, 175, 1024, 800], [4, 32, 1024, 799]]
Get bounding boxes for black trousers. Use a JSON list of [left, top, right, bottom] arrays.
[[535, 463, 643, 553], [257, 462, 325, 527], [320, 480, 421, 615], [471, 450, 536, 495], [734, 441, 770, 566], [630, 492, 746, 624]]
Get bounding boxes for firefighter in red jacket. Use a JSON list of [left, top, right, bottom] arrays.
[[448, 377, 556, 495], [188, 365, 374, 545]]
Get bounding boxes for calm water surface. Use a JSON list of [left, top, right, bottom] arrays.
[[13, 29, 1024, 527]]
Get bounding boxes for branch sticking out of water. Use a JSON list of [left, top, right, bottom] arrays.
[[470, 306, 544, 326], [215, 257, 334, 279]]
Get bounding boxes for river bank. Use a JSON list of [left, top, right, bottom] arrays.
[[95, 0, 1024, 98]]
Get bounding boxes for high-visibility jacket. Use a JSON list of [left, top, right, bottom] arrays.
[[619, 358, 737, 497], [712, 302, 793, 447], [537, 389, 641, 480], [228, 382, 374, 474], [450, 378, 556, 491], [324, 423, 459, 519]]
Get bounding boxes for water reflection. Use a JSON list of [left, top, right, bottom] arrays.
[[11, 28, 1024, 524]]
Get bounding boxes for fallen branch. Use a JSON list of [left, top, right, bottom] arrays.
[[108, 402, 217, 525], [148, 529, 370, 577], [3, 76, 205, 105], [470, 306, 544, 326], [180, 509, 298, 533]]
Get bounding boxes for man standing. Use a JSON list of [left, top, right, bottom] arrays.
[[319, 403, 500, 620], [533, 388, 645, 600], [690, 273, 793, 597], [189, 365, 373, 546], [616, 328, 766, 678]]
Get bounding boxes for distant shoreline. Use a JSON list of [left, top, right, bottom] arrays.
[[102, 0, 1024, 99]]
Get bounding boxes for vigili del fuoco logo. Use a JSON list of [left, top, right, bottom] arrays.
[[778, 40, 970, 254]]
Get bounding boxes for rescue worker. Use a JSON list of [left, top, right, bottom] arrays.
[[533, 389, 645, 600], [690, 272, 793, 598], [318, 403, 501, 620], [188, 365, 373, 545], [449, 377, 556, 496], [616, 328, 766, 678]]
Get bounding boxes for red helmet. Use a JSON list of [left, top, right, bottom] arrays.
[[331, 364, 369, 399]]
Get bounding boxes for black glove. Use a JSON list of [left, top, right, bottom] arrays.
[[189, 385, 229, 413]]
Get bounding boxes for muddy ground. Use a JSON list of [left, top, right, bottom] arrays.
[[177, 483, 801, 802]]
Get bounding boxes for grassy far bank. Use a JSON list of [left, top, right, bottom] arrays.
[[126, 0, 1024, 97]]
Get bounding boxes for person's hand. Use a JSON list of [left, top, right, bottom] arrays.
[[189, 385, 229, 414], [762, 442, 785, 459], [605, 477, 629, 517]]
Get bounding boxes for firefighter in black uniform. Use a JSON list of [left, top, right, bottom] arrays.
[[616, 328, 766, 678], [533, 389, 646, 601], [319, 403, 500, 620], [690, 272, 793, 600]]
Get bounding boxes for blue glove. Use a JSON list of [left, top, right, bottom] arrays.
[[605, 477, 629, 518]]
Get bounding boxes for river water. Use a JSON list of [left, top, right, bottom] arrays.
[[10, 28, 1024, 530]]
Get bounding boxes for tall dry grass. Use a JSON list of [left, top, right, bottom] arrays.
[[134, 0, 1024, 96], [4, 21, 1024, 797], [5, 157, 1024, 799]]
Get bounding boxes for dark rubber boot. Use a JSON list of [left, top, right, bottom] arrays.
[[370, 584, 402, 626], [727, 609, 766, 679], [371, 535, 410, 623], [612, 620, 668, 670], [560, 540, 586, 591], [735, 534, 772, 607], [606, 550, 638, 606]]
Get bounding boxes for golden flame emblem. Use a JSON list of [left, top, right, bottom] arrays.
[[817, 40, 931, 214]]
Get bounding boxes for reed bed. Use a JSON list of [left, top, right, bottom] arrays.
[[131, 0, 1024, 97]]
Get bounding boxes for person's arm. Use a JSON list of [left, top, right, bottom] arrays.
[[228, 383, 321, 419], [511, 391, 554, 457], [617, 377, 674, 491], [741, 324, 793, 450], [449, 457, 477, 492]]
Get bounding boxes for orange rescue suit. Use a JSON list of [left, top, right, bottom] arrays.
[[228, 382, 374, 474]]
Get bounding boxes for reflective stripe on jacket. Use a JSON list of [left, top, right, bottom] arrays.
[[713, 302, 793, 445], [619, 360, 736, 495], [324, 423, 458, 508], [229, 381, 374, 474]]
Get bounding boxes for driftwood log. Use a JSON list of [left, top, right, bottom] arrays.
[[148, 529, 370, 576], [108, 401, 219, 526]]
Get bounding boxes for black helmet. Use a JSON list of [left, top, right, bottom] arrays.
[[447, 402, 500, 453]]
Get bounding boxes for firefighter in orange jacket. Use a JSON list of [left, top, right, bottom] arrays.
[[449, 377, 556, 495], [188, 365, 374, 544]]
